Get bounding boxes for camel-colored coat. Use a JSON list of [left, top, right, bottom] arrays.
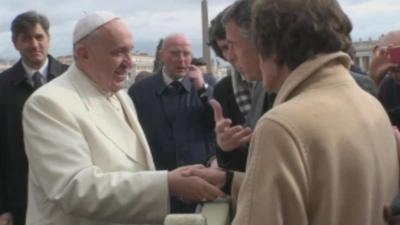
[[232, 52, 399, 225]]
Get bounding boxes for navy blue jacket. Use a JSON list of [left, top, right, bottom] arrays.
[[128, 72, 216, 171]]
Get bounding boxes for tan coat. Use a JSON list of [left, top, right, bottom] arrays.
[[23, 64, 169, 225], [232, 52, 399, 225]]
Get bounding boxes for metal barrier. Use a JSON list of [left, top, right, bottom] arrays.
[[164, 198, 231, 225]]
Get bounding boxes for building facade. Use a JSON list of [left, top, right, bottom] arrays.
[[1, 38, 378, 78], [353, 38, 378, 73], [0, 60, 16, 73]]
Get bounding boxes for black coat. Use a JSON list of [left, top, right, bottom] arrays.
[[378, 75, 400, 126], [128, 72, 216, 213], [213, 76, 274, 172], [0, 55, 68, 225], [128, 72, 216, 171], [213, 75, 248, 171]]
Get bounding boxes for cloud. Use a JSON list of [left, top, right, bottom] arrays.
[[0, 0, 236, 59], [339, 0, 400, 40], [1, 0, 399, 60]]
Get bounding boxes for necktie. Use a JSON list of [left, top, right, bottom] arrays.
[[167, 80, 182, 95], [162, 81, 183, 124], [32, 71, 44, 89]]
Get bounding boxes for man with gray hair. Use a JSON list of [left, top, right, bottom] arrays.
[[210, 0, 272, 171], [208, 7, 253, 172], [370, 30, 400, 127], [22, 11, 224, 225], [370, 30, 400, 87], [128, 32, 218, 213]]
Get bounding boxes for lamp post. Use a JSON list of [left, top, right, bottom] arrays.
[[201, 0, 212, 73]]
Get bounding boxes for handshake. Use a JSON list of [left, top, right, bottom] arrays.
[[167, 164, 228, 203]]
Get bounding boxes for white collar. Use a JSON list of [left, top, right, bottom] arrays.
[[162, 67, 183, 85], [22, 58, 49, 78]]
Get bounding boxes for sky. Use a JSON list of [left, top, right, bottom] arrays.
[[0, 0, 399, 60]]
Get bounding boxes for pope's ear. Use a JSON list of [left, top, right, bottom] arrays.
[[75, 44, 89, 60]]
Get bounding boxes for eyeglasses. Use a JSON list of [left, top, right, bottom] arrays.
[[169, 50, 192, 60]]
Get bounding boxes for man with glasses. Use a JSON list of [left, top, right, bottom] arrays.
[[128, 33, 216, 213], [370, 30, 400, 127]]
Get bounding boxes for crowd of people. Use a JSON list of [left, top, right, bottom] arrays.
[[1, 0, 400, 224]]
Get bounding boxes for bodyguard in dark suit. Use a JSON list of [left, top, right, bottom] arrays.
[[0, 11, 68, 225], [128, 33, 216, 213]]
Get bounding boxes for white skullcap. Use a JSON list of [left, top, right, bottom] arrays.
[[73, 11, 119, 44]]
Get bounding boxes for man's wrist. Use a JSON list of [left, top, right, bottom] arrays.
[[0, 212, 12, 224], [197, 83, 209, 98], [205, 155, 217, 167], [222, 169, 233, 195]]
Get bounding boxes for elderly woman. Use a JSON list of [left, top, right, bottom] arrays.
[[232, 0, 399, 224]]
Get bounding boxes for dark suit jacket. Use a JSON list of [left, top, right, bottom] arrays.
[[0, 55, 68, 225], [378, 75, 400, 126], [213, 76, 274, 172], [350, 68, 377, 96], [129, 72, 216, 213], [128, 72, 216, 171]]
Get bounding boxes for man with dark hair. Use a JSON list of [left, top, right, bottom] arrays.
[[0, 11, 68, 225], [222, 0, 259, 83], [208, 9, 251, 171], [222, 0, 276, 128], [230, 0, 398, 224], [209, 0, 274, 172], [208, 10, 229, 61]]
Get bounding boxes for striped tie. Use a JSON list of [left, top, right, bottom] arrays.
[[32, 71, 44, 89]]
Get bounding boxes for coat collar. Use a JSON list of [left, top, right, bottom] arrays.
[[11, 55, 64, 86], [117, 92, 156, 170], [274, 52, 351, 107], [10, 60, 27, 86], [153, 72, 192, 96], [47, 55, 66, 79], [67, 64, 154, 169]]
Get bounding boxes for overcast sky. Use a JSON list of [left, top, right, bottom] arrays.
[[0, 0, 399, 60]]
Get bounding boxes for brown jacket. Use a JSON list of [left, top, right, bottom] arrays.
[[232, 52, 399, 225]]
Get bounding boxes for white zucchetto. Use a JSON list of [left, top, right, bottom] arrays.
[[73, 11, 119, 44]]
